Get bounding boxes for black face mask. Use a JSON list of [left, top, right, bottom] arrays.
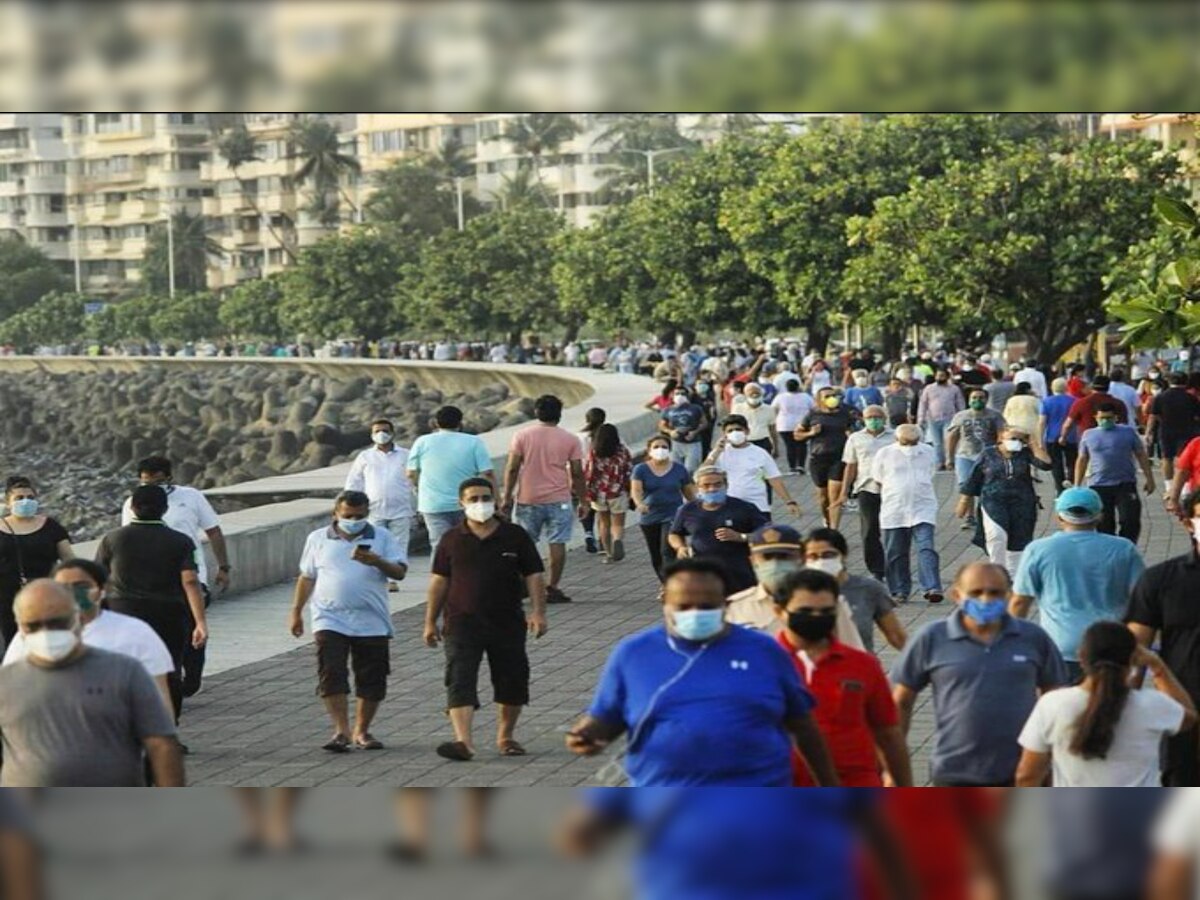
[[788, 610, 837, 641]]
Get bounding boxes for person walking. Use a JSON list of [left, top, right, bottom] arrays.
[[658, 385, 708, 474], [772, 378, 814, 475], [883, 376, 915, 428], [803, 528, 907, 653], [423, 478, 546, 762], [583, 424, 633, 563], [1016, 621, 1195, 787], [630, 436, 696, 580], [667, 467, 768, 594], [891, 562, 1068, 787], [0, 580, 183, 786], [1147, 372, 1200, 487], [345, 418, 415, 590], [916, 368, 965, 471], [947, 389, 1007, 530], [1002, 382, 1042, 437], [837, 406, 892, 581], [0, 476, 73, 647], [1013, 359, 1049, 399], [577, 407, 605, 554], [501, 395, 586, 605], [705, 415, 800, 516], [1009, 487, 1145, 683], [122, 456, 229, 698], [793, 388, 855, 528], [289, 490, 408, 753], [406, 405, 495, 554], [872, 424, 944, 604], [1061, 374, 1129, 437], [1074, 402, 1156, 543], [1040, 377, 1079, 493], [565, 558, 839, 786], [984, 366, 1015, 415], [730, 382, 778, 457]]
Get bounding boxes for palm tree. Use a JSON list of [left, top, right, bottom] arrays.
[[286, 116, 362, 226], [591, 114, 698, 203], [424, 134, 475, 179], [489, 167, 554, 212], [143, 210, 225, 294], [215, 120, 298, 263]]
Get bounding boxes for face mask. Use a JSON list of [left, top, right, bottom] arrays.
[[464, 501, 495, 524], [649, 447, 671, 462], [746, 396, 763, 407], [969, 400, 986, 410], [9, 498, 38, 518], [1003, 439, 1024, 453], [754, 559, 800, 593], [672, 608, 725, 642], [787, 610, 838, 642], [698, 489, 726, 506], [1098, 419, 1115, 431], [71, 584, 98, 614], [673, 394, 689, 406], [854, 377, 868, 387], [371, 431, 393, 445], [865, 417, 885, 432], [338, 518, 368, 535], [25, 628, 79, 663], [823, 397, 840, 409], [963, 597, 1007, 624], [726, 430, 747, 446], [805, 557, 844, 578], [697, 383, 711, 395]]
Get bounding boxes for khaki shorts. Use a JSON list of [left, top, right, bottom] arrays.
[[590, 494, 630, 513]]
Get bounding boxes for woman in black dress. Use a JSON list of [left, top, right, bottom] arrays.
[[0, 476, 74, 645]]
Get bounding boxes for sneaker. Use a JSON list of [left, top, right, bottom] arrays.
[[611, 538, 625, 562], [795, 467, 806, 477], [546, 585, 573, 604], [924, 591, 944, 604], [960, 517, 975, 530], [844, 499, 859, 512], [891, 594, 909, 605], [1061, 480, 1074, 490], [182, 683, 203, 699], [584, 536, 598, 554]]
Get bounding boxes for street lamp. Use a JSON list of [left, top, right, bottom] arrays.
[[612, 146, 689, 189], [429, 172, 466, 231]]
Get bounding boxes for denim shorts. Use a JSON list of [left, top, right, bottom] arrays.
[[515, 501, 575, 545]]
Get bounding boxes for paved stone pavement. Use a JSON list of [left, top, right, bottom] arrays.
[[182, 467, 1187, 787]]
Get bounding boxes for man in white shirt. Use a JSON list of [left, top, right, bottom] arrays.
[[122, 456, 228, 698], [433, 341, 455, 362], [871, 424, 944, 603], [345, 418, 414, 590], [1012, 360, 1048, 399], [838, 406, 893, 581], [705, 415, 801, 516], [488, 343, 508, 364], [4, 558, 174, 712]]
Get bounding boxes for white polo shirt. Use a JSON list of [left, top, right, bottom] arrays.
[[841, 428, 895, 494], [121, 485, 221, 586], [4, 609, 174, 677], [713, 444, 782, 513], [344, 445, 415, 521], [298, 523, 404, 637]]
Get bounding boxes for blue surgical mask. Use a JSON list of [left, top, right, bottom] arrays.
[[672, 609, 725, 641], [963, 597, 1007, 624], [338, 518, 368, 535], [698, 490, 727, 505], [9, 498, 38, 517]]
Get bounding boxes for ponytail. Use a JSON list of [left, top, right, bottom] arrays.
[[1070, 622, 1137, 760]]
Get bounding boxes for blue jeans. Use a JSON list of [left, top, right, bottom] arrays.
[[422, 510, 465, 554], [515, 501, 575, 545], [671, 440, 703, 474], [883, 522, 943, 597], [924, 419, 949, 468]]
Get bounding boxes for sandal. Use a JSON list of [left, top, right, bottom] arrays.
[[498, 739, 527, 757], [355, 734, 384, 751], [436, 740, 474, 761], [322, 734, 352, 753]]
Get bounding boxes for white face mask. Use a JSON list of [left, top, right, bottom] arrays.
[[25, 628, 79, 663], [746, 396, 763, 407], [649, 447, 671, 462], [806, 557, 845, 578], [726, 430, 748, 446], [464, 501, 495, 524], [371, 431, 393, 445], [1003, 439, 1024, 453]]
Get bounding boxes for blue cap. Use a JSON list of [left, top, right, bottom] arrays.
[[1054, 487, 1102, 523], [748, 524, 803, 552]]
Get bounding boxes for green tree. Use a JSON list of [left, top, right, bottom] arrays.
[[278, 230, 407, 340], [287, 116, 362, 226], [490, 114, 579, 207], [364, 159, 483, 237], [215, 120, 297, 262], [150, 291, 224, 341], [591, 114, 698, 203], [0, 291, 85, 350], [218, 274, 286, 339], [142, 210, 224, 295], [490, 167, 555, 211], [0, 238, 70, 320]]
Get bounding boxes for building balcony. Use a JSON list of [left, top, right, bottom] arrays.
[[24, 174, 65, 193], [24, 210, 67, 228]]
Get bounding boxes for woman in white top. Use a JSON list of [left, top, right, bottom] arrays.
[[1016, 621, 1196, 787], [772, 380, 815, 475]]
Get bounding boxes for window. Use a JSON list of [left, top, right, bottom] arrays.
[[177, 153, 204, 171], [167, 113, 205, 126], [49, 195, 64, 213], [267, 248, 283, 265], [240, 216, 259, 231], [478, 119, 501, 140], [94, 113, 131, 134]]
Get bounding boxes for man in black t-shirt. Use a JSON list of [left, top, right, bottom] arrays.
[[1148, 372, 1200, 484], [668, 467, 768, 592]]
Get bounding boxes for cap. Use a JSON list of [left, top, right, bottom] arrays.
[[1054, 487, 1103, 524], [747, 524, 803, 552]]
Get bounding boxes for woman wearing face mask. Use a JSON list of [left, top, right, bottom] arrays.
[[794, 389, 856, 529], [644, 379, 680, 413], [1016, 621, 1196, 786], [956, 427, 1053, 574], [631, 437, 698, 580], [0, 476, 73, 647], [693, 378, 719, 458]]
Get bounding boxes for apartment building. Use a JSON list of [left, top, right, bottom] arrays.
[[0, 114, 71, 270], [1100, 114, 1200, 198]]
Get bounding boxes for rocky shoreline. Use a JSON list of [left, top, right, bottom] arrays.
[[0, 365, 532, 541]]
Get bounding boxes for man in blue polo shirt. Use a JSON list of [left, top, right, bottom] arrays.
[[891, 561, 1067, 786], [565, 557, 838, 786]]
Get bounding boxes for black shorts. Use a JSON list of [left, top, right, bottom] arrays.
[[809, 454, 845, 488], [1161, 434, 1193, 461], [314, 631, 390, 701], [444, 620, 530, 709]]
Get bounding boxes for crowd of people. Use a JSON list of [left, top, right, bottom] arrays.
[[2, 336, 1200, 797]]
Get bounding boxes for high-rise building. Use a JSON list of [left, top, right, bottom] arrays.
[[1099, 114, 1199, 198], [0, 114, 71, 271]]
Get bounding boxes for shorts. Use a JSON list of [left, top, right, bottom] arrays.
[[809, 454, 845, 488], [515, 501, 575, 545], [444, 621, 530, 709], [1161, 434, 1193, 461], [314, 631, 390, 701], [590, 494, 630, 513]]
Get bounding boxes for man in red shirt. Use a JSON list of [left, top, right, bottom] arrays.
[[1165, 434, 1200, 520], [772, 567, 912, 787], [1061, 374, 1128, 437]]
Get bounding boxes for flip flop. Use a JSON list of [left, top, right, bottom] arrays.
[[498, 739, 527, 757], [322, 734, 351, 753], [436, 740, 474, 761], [355, 734, 384, 751]]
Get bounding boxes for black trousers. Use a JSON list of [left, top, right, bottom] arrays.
[[856, 491, 886, 580], [1093, 482, 1142, 544], [108, 597, 189, 720], [750, 438, 774, 504], [180, 585, 211, 698], [639, 522, 678, 581], [780, 432, 807, 471], [1048, 442, 1078, 493]]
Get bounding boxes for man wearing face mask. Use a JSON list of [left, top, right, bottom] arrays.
[[566, 557, 839, 786], [1075, 402, 1155, 543], [729, 383, 778, 458], [705, 416, 799, 516], [0, 580, 183, 786], [659, 387, 708, 474], [872, 424, 945, 604], [804, 528, 907, 653], [891, 562, 1068, 787], [794, 390, 855, 529], [773, 568, 912, 787], [345, 418, 415, 591], [668, 467, 767, 593], [424, 478, 546, 762], [291, 490, 408, 753], [947, 389, 1007, 529], [845, 370, 884, 417], [725, 524, 863, 649], [916, 368, 965, 471], [838, 406, 893, 580]]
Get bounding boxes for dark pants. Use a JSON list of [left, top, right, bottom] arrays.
[[1094, 482, 1142, 544], [1164, 727, 1200, 787], [780, 432, 807, 471], [444, 621, 530, 709], [314, 631, 390, 701], [639, 522, 678, 581], [856, 491, 886, 580], [1048, 442, 1079, 493], [751, 438, 774, 504], [108, 598, 189, 720], [582, 509, 596, 537], [181, 585, 211, 698], [0, 591, 17, 648]]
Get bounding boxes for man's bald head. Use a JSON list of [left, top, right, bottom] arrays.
[[15, 579, 77, 628]]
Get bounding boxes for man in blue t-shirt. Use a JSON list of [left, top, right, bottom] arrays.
[[565, 557, 837, 787], [1075, 402, 1156, 543], [660, 390, 709, 473], [667, 467, 767, 592]]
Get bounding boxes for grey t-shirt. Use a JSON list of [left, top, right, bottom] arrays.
[[0, 648, 176, 787], [841, 574, 895, 653], [948, 408, 1006, 459]]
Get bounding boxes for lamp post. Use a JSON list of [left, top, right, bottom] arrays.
[[165, 194, 175, 298], [614, 146, 689, 190]]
